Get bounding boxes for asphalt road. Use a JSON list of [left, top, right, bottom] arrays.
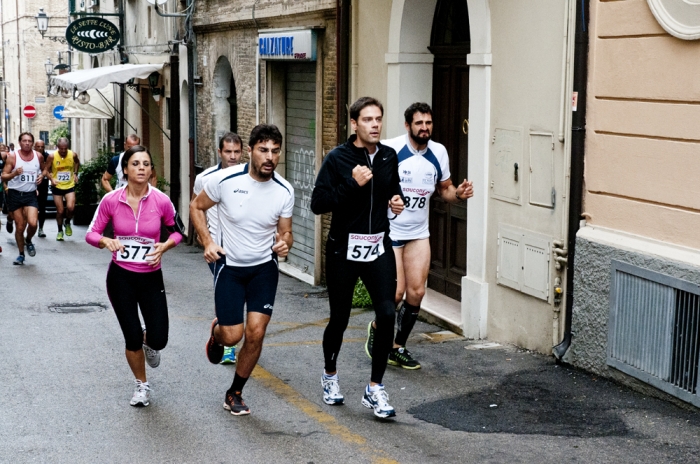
[[1, 219, 699, 463]]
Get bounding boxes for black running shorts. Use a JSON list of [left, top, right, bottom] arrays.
[[213, 259, 279, 326], [6, 189, 39, 212], [51, 186, 75, 196]]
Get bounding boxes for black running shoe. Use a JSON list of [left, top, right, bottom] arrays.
[[6, 219, 13, 233], [388, 347, 421, 370], [364, 320, 375, 359], [206, 318, 224, 364], [224, 391, 250, 416]]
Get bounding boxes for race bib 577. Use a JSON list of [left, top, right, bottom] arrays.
[[116, 236, 155, 263]]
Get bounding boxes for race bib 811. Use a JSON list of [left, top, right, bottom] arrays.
[[347, 232, 385, 262], [116, 236, 155, 263]]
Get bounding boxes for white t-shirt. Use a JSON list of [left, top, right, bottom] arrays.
[[193, 163, 223, 245], [115, 152, 127, 189], [204, 163, 295, 267], [381, 134, 451, 240]]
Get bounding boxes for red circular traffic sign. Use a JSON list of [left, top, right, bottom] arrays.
[[23, 105, 37, 119]]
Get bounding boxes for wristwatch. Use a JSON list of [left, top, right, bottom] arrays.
[[455, 190, 462, 201]]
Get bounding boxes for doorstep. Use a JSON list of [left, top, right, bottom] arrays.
[[419, 288, 463, 335], [279, 262, 315, 286]]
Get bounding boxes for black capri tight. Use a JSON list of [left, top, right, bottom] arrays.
[[323, 237, 397, 384], [106, 262, 169, 352]]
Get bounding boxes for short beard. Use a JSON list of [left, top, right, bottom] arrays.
[[252, 162, 274, 180], [409, 131, 430, 146]]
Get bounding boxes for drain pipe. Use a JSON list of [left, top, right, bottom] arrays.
[[553, 0, 589, 361], [336, 0, 350, 143]]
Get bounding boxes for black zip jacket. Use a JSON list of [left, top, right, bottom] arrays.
[[311, 134, 403, 252]]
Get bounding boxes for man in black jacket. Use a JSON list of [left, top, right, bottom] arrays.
[[311, 96, 405, 419]]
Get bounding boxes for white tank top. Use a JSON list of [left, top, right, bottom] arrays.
[[8, 150, 41, 192]]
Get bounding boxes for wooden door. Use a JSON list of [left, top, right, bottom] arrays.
[[427, 0, 470, 301], [428, 47, 469, 301]]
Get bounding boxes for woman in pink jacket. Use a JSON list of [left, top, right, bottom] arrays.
[[86, 145, 183, 407]]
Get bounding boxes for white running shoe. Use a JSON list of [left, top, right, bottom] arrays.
[[322, 374, 345, 405], [130, 380, 151, 407], [142, 326, 160, 368], [361, 384, 396, 418], [143, 344, 161, 368]]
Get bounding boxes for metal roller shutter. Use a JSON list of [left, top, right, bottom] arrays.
[[285, 63, 316, 277]]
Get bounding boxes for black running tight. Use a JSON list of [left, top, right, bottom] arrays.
[[106, 262, 169, 352], [323, 239, 397, 384]]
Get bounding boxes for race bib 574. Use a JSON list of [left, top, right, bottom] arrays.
[[347, 232, 385, 262]]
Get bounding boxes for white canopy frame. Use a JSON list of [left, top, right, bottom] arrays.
[[50, 63, 168, 140]]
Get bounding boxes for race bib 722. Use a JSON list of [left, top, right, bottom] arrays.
[[56, 171, 71, 182]]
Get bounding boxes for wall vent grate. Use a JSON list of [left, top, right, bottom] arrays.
[[608, 260, 700, 407]]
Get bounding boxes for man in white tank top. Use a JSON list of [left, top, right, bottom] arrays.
[[1, 132, 45, 265]]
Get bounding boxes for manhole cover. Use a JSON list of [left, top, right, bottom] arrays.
[[50, 304, 106, 314]]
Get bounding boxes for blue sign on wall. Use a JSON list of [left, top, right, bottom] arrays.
[[53, 106, 65, 120], [258, 30, 317, 61]]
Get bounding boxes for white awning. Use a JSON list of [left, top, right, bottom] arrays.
[[62, 86, 115, 119], [50, 63, 164, 93]]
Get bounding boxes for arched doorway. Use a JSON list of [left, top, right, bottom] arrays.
[[387, 0, 491, 337], [212, 56, 238, 146], [427, 0, 470, 301]]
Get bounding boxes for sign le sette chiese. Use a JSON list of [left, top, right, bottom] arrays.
[[66, 17, 121, 54], [258, 30, 317, 61]]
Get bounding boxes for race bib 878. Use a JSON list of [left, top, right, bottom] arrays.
[[347, 232, 385, 262]]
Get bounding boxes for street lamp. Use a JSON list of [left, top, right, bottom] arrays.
[[35, 8, 68, 44], [35, 8, 49, 39], [44, 57, 54, 95]]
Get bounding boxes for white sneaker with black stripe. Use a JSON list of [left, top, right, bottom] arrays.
[[362, 384, 396, 418], [322, 373, 345, 405], [130, 380, 151, 407]]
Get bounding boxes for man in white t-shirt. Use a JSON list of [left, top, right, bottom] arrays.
[[366, 102, 473, 369], [192, 132, 243, 252], [191, 131, 243, 364], [190, 124, 294, 416]]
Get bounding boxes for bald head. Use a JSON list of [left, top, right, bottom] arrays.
[[125, 134, 141, 151]]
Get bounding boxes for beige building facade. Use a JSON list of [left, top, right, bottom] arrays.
[[567, 0, 700, 408], [0, 0, 70, 148], [193, 0, 338, 285], [352, 0, 580, 354]]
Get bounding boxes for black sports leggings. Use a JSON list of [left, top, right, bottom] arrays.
[[323, 238, 397, 384], [106, 262, 169, 352]]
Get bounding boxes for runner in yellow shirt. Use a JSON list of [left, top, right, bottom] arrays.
[[43, 138, 80, 241]]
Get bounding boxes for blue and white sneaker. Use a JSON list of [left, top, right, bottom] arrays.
[[322, 373, 345, 405], [13, 255, 25, 265], [220, 345, 236, 364], [361, 384, 396, 418], [26, 242, 36, 257]]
